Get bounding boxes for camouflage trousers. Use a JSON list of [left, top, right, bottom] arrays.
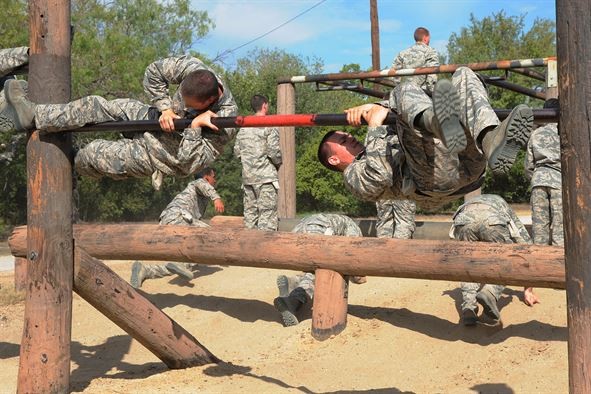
[[375, 198, 416, 239], [390, 67, 496, 199], [453, 220, 509, 311], [143, 213, 210, 279], [291, 273, 316, 300], [243, 182, 278, 231], [531, 186, 564, 246], [0, 47, 28, 78]]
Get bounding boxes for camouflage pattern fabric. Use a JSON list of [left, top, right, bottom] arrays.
[[449, 194, 531, 311], [391, 42, 439, 95], [375, 198, 416, 239], [234, 126, 282, 231], [242, 182, 279, 231], [287, 214, 363, 299], [0, 47, 28, 77], [35, 55, 237, 189], [344, 67, 497, 211], [530, 186, 564, 246], [525, 123, 563, 246]]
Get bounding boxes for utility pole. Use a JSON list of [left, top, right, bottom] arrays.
[[370, 0, 380, 70]]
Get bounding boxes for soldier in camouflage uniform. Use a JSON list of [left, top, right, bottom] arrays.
[[525, 99, 563, 246], [130, 167, 225, 288], [0, 55, 238, 190], [450, 194, 539, 326], [391, 27, 439, 96], [317, 67, 534, 211], [375, 198, 416, 239], [234, 95, 282, 231], [274, 213, 365, 327]]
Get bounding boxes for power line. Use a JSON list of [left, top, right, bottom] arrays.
[[214, 0, 327, 61]]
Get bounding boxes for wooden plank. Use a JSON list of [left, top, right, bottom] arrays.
[[9, 224, 566, 289], [311, 269, 348, 341], [18, 1, 74, 392], [556, 0, 591, 392], [73, 246, 218, 368], [276, 83, 296, 218]]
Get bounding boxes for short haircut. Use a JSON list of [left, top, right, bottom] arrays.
[[180, 69, 219, 102], [414, 27, 430, 42], [543, 98, 559, 109], [317, 131, 340, 172], [251, 94, 268, 112], [196, 167, 214, 179]]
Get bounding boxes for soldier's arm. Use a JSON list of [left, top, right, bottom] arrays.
[[390, 53, 403, 85], [510, 210, 533, 244], [424, 47, 440, 95], [0, 47, 29, 77], [266, 127, 283, 167], [194, 179, 221, 201]]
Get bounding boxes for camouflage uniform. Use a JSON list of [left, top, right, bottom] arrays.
[[133, 177, 220, 282], [391, 42, 439, 95], [344, 67, 496, 211], [450, 194, 532, 313], [0, 47, 28, 161], [33, 55, 238, 190], [525, 123, 563, 246], [375, 198, 416, 239], [234, 126, 282, 231]]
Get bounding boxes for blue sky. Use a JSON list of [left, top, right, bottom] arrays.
[[192, 0, 557, 73]]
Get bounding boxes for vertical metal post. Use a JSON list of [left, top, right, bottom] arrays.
[[556, 0, 591, 392], [276, 83, 296, 218], [18, 0, 73, 392]]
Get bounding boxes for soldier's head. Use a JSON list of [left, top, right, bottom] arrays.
[[197, 167, 217, 186], [181, 70, 221, 111], [317, 131, 365, 172], [251, 94, 269, 114], [414, 27, 430, 45]]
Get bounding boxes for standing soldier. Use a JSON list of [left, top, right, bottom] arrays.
[[525, 99, 563, 246], [450, 194, 539, 326], [234, 94, 282, 231], [274, 213, 366, 327], [375, 198, 416, 239], [130, 167, 224, 288], [391, 27, 439, 96]]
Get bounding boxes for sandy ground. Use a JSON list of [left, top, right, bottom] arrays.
[[0, 255, 567, 394]]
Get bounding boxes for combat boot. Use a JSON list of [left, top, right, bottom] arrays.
[[273, 287, 309, 327], [0, 79, 35, 133], [276, 274, 299, 297], [421, 78, 467, 154], [482, 104, 533, 175], [130, 261, 149, 289], [165, 262, 193, 280], [461, 308, 479, 326], [476, 288, 501, 322]]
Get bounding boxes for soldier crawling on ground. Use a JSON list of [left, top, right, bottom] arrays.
[[0, 54, 238, 190]]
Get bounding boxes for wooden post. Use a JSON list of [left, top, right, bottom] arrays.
[[18, 1, 74, 392], [73, 246, 218, 368], [14, 257, 27, 292], [370, 0, 380, 71], [276, 83, 296, 218], [546, 59, 558, 100], [556, 1, 591, 392], [311, 269, 348, 341]]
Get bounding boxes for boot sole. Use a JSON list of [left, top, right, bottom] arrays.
[[273, 297, 299, 327], [489, 104, 533, 175], [130, 261, 143, 289], [165, 263, 193, 280], [476, 290, 501, 321], [276, 275, 290, 297], [433, 79, 467, 154]]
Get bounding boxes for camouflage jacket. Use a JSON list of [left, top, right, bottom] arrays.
[[449, 194, 531, 243], [525, 123, 561, 189], [292, 213, 362, 237], [391, 42, 439, 95], [234, 126, 282, 185], [159, 178, 220, 224], [0, 47, 28, 78]]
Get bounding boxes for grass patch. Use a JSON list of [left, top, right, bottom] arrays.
[[0, 283, 25, 305]]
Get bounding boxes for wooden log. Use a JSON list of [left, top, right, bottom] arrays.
[[370, 0, 380, 71], [311, 269, 348, 341], [556, 1, 591, 392], [9, 224, 566, 289], [276, 83, 296, 218], [73, 246, 218, 368], [14, 257, 27, 292], [18, 1, 74, 392]]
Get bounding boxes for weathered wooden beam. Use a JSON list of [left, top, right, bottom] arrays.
[[73, 246, 218, 368], [557, 0, 591, 392], [277, 83, 296, 218], [311, 269, 348, 341], [9, 224, 566, 289], [18, 1, 74, 392]]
